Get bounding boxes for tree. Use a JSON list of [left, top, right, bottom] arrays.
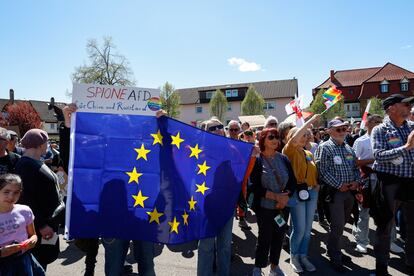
[[310, 89, 346, 124], [72, 37, 135, 86], [367, 97, 385, 116], [241, 86, 265, 115], [209, 89, 228, 122], [6, 102, 42, 136], [160, 82, 180, 118]]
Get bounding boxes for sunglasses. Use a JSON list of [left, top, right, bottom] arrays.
[[334, 127, 348, 133], [208, 124, 224, 132], [244, 131, 253, 136], [268, 122, 277, 127], [267, 134, 279, 140], [229, 128, 240, 132]]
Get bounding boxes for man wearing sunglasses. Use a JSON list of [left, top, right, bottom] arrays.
[[314, 119, 361, 272], [227, 120, 241, 140], [371, 94, 414, 275]]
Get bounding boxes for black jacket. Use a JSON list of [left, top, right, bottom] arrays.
[[16, 156, 62, 231], [250, 153, 297, 212]]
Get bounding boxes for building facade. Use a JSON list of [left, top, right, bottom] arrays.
[[177, 79, 297, 125], [313, 62, 414, 120], [0, 90, 64, 139]]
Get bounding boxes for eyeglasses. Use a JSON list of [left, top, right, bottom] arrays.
[[244, 131, 253, 136], [267, 134, 279, 140], [208, 125, 224, 132], [229, 128, 240, 132], [334, 127, 348, 133]]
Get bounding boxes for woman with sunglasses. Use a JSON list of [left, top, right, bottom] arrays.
[[282, 114, 320, 273], [250, 128, 296, 276]]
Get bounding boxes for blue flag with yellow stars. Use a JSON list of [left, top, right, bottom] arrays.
[[67, 113, 253, 244]]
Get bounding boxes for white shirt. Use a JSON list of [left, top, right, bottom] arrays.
[[353, 133, 373, 168]]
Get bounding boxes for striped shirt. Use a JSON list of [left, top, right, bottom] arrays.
[[314, 138, 361, 189], [371, 117, 414, 178]]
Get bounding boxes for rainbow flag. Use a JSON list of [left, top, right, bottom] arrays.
[[324, 100, 335, 109], [323, 86, 342, 102]]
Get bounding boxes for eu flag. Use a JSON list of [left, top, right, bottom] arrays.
[[67, 113, 253, 244]]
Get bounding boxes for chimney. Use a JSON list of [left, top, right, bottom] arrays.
[[330, 70, 335, 82], [9, 89, 14, 104], [48, 97, 55, 110]]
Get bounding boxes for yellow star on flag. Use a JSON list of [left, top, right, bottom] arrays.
[[147, 207, 164, 225], [189, 144, 202, 159], [151, 129, 163, 146], [134, 144, 151, 161], [188, 196, 197, 211], [171, 132, 184, 149], [168, 216, 180, 234], [132, 190, 149, 208], [126, 167, 143, 184], [195, 182, 210, 195], [182, 210, 189, 226], [197, 161, 211, 176]]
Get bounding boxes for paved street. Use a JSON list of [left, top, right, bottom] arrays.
[[49, 213, 410, 276]]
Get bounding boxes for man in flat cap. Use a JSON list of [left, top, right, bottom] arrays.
[[371, 94, 414, 275]]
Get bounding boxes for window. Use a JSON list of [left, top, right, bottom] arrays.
[[380, 80, 389, 93], [50, 123, 55, 130], [225, 89, 238, 98], [349, 89, 354, 95], [227, 103, 232, 111], [195, 106, 202, 113], [401, 83, 409, 92], [206, 91, 214, 99], [263, 101, 275, 110], [401, 78, 409, 92]]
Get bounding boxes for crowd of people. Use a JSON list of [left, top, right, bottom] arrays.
[[0, 93, 414, 276]]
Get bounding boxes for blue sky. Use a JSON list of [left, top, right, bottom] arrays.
[[1, 1, 413, 106]]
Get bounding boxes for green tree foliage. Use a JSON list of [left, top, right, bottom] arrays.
[[241, 86, 265, 115], [310, 89, 346, 123], [209, 89, 228, 122], [72, 37, 135, 86], [160, 82, 180, 118], [368, 97, 385, 117]]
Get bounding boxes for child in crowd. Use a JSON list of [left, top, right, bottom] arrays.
[[0, 173, 44, 275]]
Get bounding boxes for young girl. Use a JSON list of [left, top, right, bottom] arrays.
[[0, 173, 45, 275]]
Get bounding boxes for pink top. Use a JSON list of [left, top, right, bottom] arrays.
[[0, 204, 34, 246]]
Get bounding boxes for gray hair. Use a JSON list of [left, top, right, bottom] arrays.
[[227, 120, 240, 129], [264, 116, 279, 128], [204, 118, 223, 131], [0, 127, 10, 141]]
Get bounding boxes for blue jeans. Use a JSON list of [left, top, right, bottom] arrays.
[[132, 240, 155, 276], [354, 205, 370, 246], [197, 217, 234, 276], [290, 188, 318, 256], [102, 238, 155, 276], [102, 238, 129, 276]]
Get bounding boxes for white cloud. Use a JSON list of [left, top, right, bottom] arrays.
[[227, 57, 262, 72], [401, 45, 412, 50]]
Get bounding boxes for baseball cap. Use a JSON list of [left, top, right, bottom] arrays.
[[328, 119, 349, 129]]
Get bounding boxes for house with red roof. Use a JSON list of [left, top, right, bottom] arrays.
[[313, 62, 414, 119]]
